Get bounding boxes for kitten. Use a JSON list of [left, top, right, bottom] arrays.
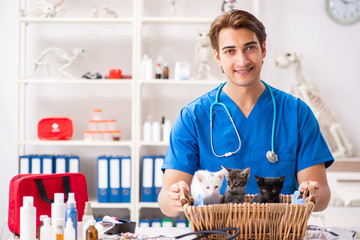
[[250, 175, 285, 204], [220, 166, 250, 204], [190, 169, 225, 205]]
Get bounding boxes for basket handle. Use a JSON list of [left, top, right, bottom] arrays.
[[179, 187, 193, 208], [302, 184, 316, 204]]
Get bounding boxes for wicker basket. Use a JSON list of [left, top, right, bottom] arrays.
[[179, 186, 316, 240]]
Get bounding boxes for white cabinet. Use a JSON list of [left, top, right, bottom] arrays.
[[16, 0, 260, 224]]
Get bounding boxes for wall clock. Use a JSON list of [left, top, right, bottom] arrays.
[[325, 0, 360, 25]]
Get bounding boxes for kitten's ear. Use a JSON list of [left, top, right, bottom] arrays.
[[217, 168, 226, 178], [195, 172, 203, 182], [242, 167, 250, 175], [221, 165, 229, 177], [278, 175, 285, 183], [255, 175, 264, 184]]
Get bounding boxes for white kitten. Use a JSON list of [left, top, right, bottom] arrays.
[[190, 169, 225, 205]]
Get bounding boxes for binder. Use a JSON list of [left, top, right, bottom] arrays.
[[139, 220, 150, 227], [161, 219, 174, 227], [175, 219, 188, 228], [121, 156, 131, 203], [55, 155, 67, 173], [19, 155, 31, 174], [97, 156, 109, 203], [109, 156, 121, 203], [31, 155, 42, 174], [141, 156, 154, 202], [151, 219, 162, 227], [42, 155, 54, 174], [68, 155, 80, 173], [153, 156, 164, 202]]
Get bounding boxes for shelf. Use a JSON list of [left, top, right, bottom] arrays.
[[19, 78, 133, 85], [138, 202, 160, 209], [90, 201, 132, 209], [141, 17, 213, 24], [139, 80, 223, 86], [19, 140, 133, 147], [140, 141, 169, 147], [20, 17, 133, 24]]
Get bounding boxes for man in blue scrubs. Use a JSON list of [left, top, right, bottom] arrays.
[[158, 10, 333, 217]]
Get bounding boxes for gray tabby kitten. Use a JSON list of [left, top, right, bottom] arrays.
[[250, 175, 285, 204], [220, 166, 250, 204]]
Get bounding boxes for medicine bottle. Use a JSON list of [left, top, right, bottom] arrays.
[[86, 220, 98, 240], [65, 193, 78, 240], [20, 196, 36, 240], [162, 62, 169, 79], [64, 218, 75, 240], [54, 219, 64, 240], [40, 217, 54, 240]]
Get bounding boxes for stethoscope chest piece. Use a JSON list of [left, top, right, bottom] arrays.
[[266, 151, 278, 163]]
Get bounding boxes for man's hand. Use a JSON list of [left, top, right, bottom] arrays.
[[298, 180, 320, 204], [167, 181, 190, 212]]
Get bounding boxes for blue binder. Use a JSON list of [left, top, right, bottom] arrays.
[[141, 156, 154, 202], [150, 219, 162, 227], [109, 156, 121, 203], [139, 220, 151, 227], [68, 155, 80, 173], [153, 156, 164, 202], [97, 156, 109, 203], [42, 155, 54, 174], [121, 156, 131, 203], [19, 155, 31, 174], [31, 155, 42, 174], [55, 155, 67, 173]]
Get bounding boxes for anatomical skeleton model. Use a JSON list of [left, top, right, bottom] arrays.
[[25, 0, 66, 18], [29, 48, 84, 79], [194, 32, 215, 81], [275, 50, 354, 158]]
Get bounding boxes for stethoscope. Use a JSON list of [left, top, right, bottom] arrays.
[[210, 80, 278, 163]]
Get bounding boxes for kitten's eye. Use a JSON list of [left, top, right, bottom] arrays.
[[215, 186, 219, 189], [206, 186, 210, 190], [272, 189, 276, 194], [262, 189, 267, 193]]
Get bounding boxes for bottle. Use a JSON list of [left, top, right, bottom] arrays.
[[141, 54, 153, 81], [155, 56, 163, 79], [38, 215, 49, 240], [151, 120, 161, 142], [20, 196, 36, 240], [85, 220, 98, 240], [64, 218, 75, 240], [40, 217, 54, 240], [162, 62, 169, 79], [54, 219, 64, 240], [162, 118, 172, 143], [82, 202, 94, 240], [65, 193, 78, 240], [143, 116, 152, 141], [52, 193, 66, 230]]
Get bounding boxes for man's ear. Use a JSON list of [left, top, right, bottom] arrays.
[[261, 41, 267, 59], [214, 49, 222, 66]]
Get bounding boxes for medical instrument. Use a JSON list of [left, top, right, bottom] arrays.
[[210, 80, 278, 163]]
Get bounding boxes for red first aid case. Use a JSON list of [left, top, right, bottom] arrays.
[[8, 173, 88, 236], [38, 117, 73, 140]]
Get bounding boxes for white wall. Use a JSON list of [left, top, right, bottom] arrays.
[[1, 0, 359, 238]]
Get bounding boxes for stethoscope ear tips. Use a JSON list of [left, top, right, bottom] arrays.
[[266, 151, 278, 163]]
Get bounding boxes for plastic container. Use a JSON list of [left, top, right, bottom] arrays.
[[162, 119, 172, 143], [112, 130, 121, 141], [65, 193, 78, 240], [64, 218, 75, 240], [40, 217, 54, 240], [84, 130, 94, 141], [82, 202, 94, 240], [143, 117, 152, 141], [52, 193, 66, 229], [92, 109, 102, 120], [151, 121, 161, 142], [105, 119, 117, 130], [20, 196, 36, 240]]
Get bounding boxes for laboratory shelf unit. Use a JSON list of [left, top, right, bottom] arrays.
[[16, 0, 261, 225]]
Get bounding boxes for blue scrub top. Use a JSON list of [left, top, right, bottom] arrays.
[[162, 81, 334, 195]]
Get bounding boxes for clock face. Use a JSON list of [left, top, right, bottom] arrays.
[[326, 0, 360, 24]]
